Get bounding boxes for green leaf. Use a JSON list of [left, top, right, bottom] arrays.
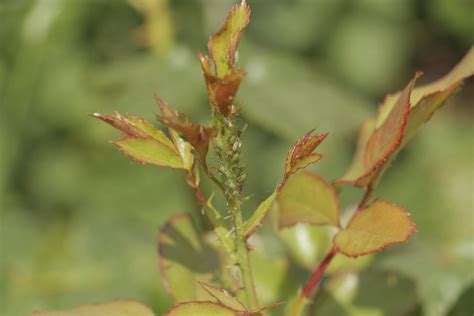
[[284, 130, 327, 180], [243, 191, 277, 238], [275, 171, 340, 229], [28, 300, 155, 316], [92, 112, 187, 169], [158, 214, 233, 302], [114, 136, 184, 169], [169, 129, 194, 171], [198, 282, 246, 312], [335, 200, 416, 257], [164, 301, 238, 316], [207, 0, 251, 78], [338, 48, 474, 187]]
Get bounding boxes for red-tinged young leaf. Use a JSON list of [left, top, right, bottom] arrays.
[[199, 282, 246, 312], [207, 0, 250, 78], [359, 72, 421, 186], [338, 48, 474, 188], [336, 72, 419, 187], [243, 191, 277, 238], [199, 53, 244, 117], [28, 300, 155, 316], [334, 200, 416, 258], [114, 136, 185, 169], [158, 214, 234, 302], [199, 1, 250, 116], [164, 301, 239, 316], [375, 47, 474, 128], [276, 171, 340, 229], [155, 97, 217, 165], [92, 112, 189, 169], [284, 129, 327, 182], [92, 112, 175, 148]]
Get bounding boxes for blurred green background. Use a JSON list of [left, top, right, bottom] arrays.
[[0, 0, 473, 315]]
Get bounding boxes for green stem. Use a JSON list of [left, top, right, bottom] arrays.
[[208, 111, 258, 309], [230, 198, 258, 309]]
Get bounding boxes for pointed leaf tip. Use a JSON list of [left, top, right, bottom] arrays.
[[335, 200, 416, 258], [207, 0, 250, 78], [93, 111, 191, 169], [339, 49, 474, 188], [284, 129, 328, 181]]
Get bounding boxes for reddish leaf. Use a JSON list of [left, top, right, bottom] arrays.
[[334, 200, 416, 258], [199, 53, 244, 117], [283, 129, 328, 182], [155, 97, 216, 165], [339, 48, 474, 188], [198, 0, 250, 117]]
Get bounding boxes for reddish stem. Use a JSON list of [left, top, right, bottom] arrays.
[[301, 245, 339, 298]]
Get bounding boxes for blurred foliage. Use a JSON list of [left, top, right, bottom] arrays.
[[0, 0, 472, 315]]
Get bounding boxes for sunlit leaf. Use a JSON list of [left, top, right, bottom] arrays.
[[113, 136, 184, 169], [28, 300, 155, 316], [164, 301, 238, 316], [243, 191, 277, 238], [339, 48, 474, 188], [276, 172, 340, 229], [207, 0, 250, 78], [335, 200, 416, 257], [198, 282, 246, 312], [92, 112, 186, 169], [198, 0, 250, 116], [158, 214, 232, 302], [284, 129, 327, 181], [169, 129, 194, 171]]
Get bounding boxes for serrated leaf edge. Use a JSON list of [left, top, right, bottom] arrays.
[[335, 200, 417, 258]]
